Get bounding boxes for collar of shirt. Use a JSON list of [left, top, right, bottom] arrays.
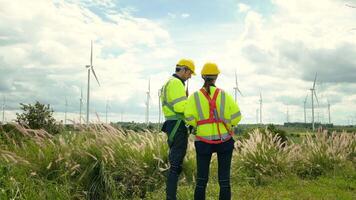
[[172, 74, 185, 86]]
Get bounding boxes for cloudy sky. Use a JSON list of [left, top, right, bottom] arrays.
[[1, 0, 356, 125]]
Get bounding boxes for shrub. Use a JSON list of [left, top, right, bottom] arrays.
[[15, 101, 63, 134]]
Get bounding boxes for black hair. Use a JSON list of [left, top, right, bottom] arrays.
[[176, 65, 188, 73], [202, 75, 217, 94]]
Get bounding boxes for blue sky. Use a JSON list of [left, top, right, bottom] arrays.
[[1, 0, 356, 125]]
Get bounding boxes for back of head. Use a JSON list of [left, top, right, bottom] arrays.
[[201, 62, 220, 94]]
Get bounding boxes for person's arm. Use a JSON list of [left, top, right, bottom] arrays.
[[184, 93, 197, 127], [226, 93, 242, 126], [167, 79, 188, 113]]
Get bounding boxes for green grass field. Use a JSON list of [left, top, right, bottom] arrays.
[[0, 124, 355, 199]]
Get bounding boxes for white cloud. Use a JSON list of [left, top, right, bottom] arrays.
[[204, 0, 356, 124], [181, 13, 190, 18], [0, 0, 177, 123], [1, 0, 356, 125], [168, 13, 176, 19], [238, 3, 250, 13]]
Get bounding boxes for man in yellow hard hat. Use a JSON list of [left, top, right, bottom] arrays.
[[185, 62, 242, 200], [160, 58, 195, 200]]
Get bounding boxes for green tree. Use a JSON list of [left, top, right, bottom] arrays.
[[16, 101, 62, 134]]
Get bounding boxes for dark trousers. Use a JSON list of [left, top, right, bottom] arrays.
[[194, 138, 234, 200], [162, 120, 188, 200]]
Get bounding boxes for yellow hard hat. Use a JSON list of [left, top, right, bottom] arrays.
[[201, 62, 220, 75], [176, 59, 196, 75]]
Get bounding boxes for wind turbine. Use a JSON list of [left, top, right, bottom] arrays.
[[327, 98, 331, 124], [85, 40, 101, 125], [64, 97, 68, 125], [286, 106, 289, 123], [79, 87, 83, 125], [105, 100, 110, 124], [303, 94, 308, 123], [310, 73, 319, 131], [233, 70, 243, 102], [259, 92, 263, 124], [2, 96, 5, 124], [145, 78, 151, 126], [121, 109, 124, 122]]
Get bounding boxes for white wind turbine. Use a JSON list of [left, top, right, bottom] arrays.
[[303, 94, 308, 123], [2, 96, 6, 124], [64, 97, 68, 125], [286, 105, 289, 123], [79, 87, 83, 125], [85, 41, 101, 125], [233, 70, 243, 102], [145, 78, 151, 126], [105, 100, 111, 124], [259, 92, 263, 124], [327, 98, 331, 124], [310, 73, 319, 131], [121, 109, 124, 122]]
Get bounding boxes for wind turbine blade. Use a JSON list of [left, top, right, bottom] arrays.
[[235, 70, 238, 87], [346, 4, 356, 8], [148, 78, 151, 99], [312, 73, 317, 89], [304, 94, 308, 103], [148, 78, 151, 92], [314, 91, 319, 106], [90, 40, 93, 66], [91, 67, 100, 86], [260, 92, 262, 102], [237, 87, 243, 96]]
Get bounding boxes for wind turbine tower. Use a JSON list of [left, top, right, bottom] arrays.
[[303, 94, 308, 123], [259, 92, 263, 124], [286, 106, 289, 123], [105, 100, 110, 124], [145, 78, 151, 126], [310, 73, 319, 131], [233, 70, 243, 102], [2, 96, 5, 124], [64, 97, 68, 124], [79, 88, 83, 124], [327, 99, 331, 124], [85, 40, 101, 125]]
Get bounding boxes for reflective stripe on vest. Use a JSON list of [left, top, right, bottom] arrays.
[[231, 111, 241, 120], [194, 133, 230, 141]]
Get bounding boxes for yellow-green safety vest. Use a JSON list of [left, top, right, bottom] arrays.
[[184, 86, 242, 141], [160, 76, 187, 120]]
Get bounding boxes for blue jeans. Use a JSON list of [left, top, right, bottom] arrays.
[[194, 138, 234, 200], [162, 120, 188, 200]]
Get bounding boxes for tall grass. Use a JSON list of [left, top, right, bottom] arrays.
[[233, 128, 356, 183], [0, 124, 355, 199], [0, 123, 179, 199]]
